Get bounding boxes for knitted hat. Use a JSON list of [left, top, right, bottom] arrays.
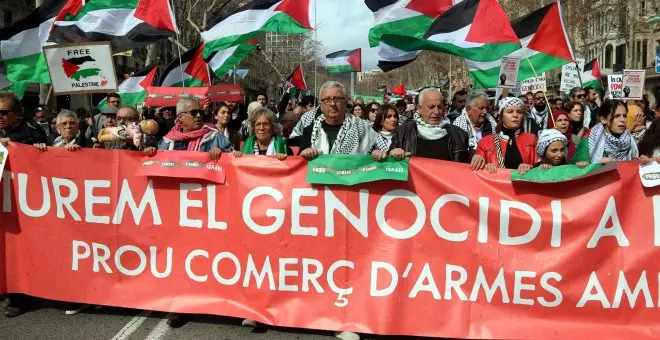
[[536, 128, 567, 157]]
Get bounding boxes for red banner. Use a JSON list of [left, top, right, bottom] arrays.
[[135, 151, 226, 184], [2, 143, 660, 339], [145, 84, 243, 106]]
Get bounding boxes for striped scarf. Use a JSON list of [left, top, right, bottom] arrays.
[[164, 123, 218, 152]]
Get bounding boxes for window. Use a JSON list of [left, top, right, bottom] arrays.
[[639, 0, 647, 16], [605, 45, 613, 68], [636, 40, 641, 67], [642, 40, 648, 67]]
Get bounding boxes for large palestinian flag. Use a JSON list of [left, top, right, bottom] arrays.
[[0, 0, 65, 83], [159, 44, 210, 87], [205, 41, 256, 78], [467, 2, 575, 88], [49, 0, 176, 51], [201, 0, 313, 59], [323, 48, 362, 73], [98, 66, 157, 110], [581, 58, 603, 91]]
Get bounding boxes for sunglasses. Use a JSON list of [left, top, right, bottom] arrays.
[[576, 94, 585, 99], [182, 109, 203, 116], [370, 108, 378, 112], [0, 109, 13, 116]]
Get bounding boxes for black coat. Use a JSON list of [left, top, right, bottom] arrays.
[[389, 120, 470, 163], [0, 120, 47, 145]]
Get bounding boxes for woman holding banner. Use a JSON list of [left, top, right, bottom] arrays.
[[571, 100, 639, 164], [547, 109, 577, 160], [372, 104, 399, 150], [233, 107, 293, 160], [470, 97, 537, 174]]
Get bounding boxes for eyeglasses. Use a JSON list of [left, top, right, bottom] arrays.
[[117, 116, 138, 123], [370, 108, 378, 112], [320, 97, 346, 105], [58, 122, 77, 127], [181, 109, 203, 116]]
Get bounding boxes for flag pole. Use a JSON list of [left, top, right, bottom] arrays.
[[557, 0, 584, 91], [313, 2, 318, 105], [169, 0, 186, 93], [521, 47, 554, 126], [448, 56, 453, 101]]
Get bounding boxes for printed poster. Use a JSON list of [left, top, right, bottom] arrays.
[[621, 69, 646, 100], [497, 57, 520, 88], [43, 42, 118, 95]]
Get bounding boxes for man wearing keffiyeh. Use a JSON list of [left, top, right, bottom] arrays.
[[452, 91, 496, 155], [298, 81, 387, 161]]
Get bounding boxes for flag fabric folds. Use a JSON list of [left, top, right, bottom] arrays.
[[323, 48, 362, 73], [201, 0, 313, 59], [286, 64, 307, 91], [581, 58, 603, 91], [98, 66, 157, 110], [159, 44, 210, 87], [205, 42, 256, 79]]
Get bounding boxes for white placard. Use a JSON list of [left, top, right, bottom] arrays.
[[497, 56, 520, 88], [518, 74, 547, 93], [607, 74, 623, 99], [43, 42, 118, 95], [640, 162, 660, 187], [0, 142, 7, 181], [621, 69, 646, 100], [560, 58, 585, 93]]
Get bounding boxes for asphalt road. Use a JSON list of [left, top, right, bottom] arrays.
[[0, 298, 439, 340]]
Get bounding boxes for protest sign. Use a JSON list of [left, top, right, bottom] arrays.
[[518, 74, 546, 93], [145, 84, 243, 106], [621, 69, 646, 100], [307, 155, 408, 185], [43, 42, 118, 95], [560, 59, 585, 93], [608, 74, 623, 99], [135, 151, 227, 184], [3, 144, 660, 339], [497, 57, 520, 88], [510, 163, 617, 183], [639, 162, 660, 187]]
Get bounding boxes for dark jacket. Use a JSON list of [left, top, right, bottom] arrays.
[[0, 120, 47, 145], [389, 120, 470, 163]]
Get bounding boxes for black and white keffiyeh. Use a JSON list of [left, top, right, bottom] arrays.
[[377, 131, 393, 150], [53, 133, 79, 147], [529, 106, 550, 130], [414, 112, 449, 140], [588, 123, 639, 163], [452, 108, 497, 149], [497, 97, 525, 116], [289, 106, 321, 139], [310, 113, 366, 154], [252, 137, 276, 155]]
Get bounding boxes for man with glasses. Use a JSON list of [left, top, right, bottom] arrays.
[[0, 92, 47, 148], [298, 81, 386, 160]]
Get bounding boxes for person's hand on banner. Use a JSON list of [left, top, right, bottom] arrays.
[[209, 147, 222, 162], [517, 163, 532, 175], [389, 148, 411, 161], [143, 147, 157, 157], [0, 138, 9, 147], [600, 157, 614, 165], [276, 153, 287, 161], [540, 163, 552, 171], [300, 148, 322, 160], [470, 154, 486, 170], [371, 150, 388, 161], [34, 143, 47, 152], [485, 163, 498, 173], [232, 151, 243, 158], [66, 144, 82, 152], [575, 161, 589, 168]]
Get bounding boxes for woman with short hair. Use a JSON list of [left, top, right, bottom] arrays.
[[233, 107, 293, 160]]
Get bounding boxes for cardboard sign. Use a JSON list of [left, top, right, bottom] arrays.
[[639, 162, 660, 187], [621, 69, 646, 100], [560, 58, 585, 93], [497, 57, 520, 88], [518, 74, 546, 93], [607, 74, 623, 99], [43, 42, 118, 95], [145, 84, 243, 107]]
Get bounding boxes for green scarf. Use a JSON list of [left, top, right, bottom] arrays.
[[241, 135, 287, 155]]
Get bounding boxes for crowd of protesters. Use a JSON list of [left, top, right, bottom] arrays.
[[1, 79, 660, 338]]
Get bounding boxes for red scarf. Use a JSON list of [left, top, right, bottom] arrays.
[[164, 122, 217, 151], [548, 110, 576, 159]]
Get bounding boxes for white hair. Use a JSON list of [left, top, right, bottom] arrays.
[[248, 107, 282, 137], [176, 95, 200, 114], [418, 87, 443, 106], [466, 91, 489, 108], [56, 109, 79, 124], [319, 80, 346, 100]]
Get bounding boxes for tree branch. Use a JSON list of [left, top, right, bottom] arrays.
[[187, 0, 201, 33]]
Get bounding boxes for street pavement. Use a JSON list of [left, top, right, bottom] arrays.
[[0, 298, 439, 340]]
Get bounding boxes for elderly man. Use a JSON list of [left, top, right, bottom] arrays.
[[389, 88, 469, 162], [0, 92, 47, 148], [144, 96, 232, 163], [298, 81, 386, 160], [34, 109, 90, 151], [95, 106, 140, 150], [452, 91, 496, 154]]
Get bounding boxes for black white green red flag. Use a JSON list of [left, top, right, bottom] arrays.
[[581, 58, 603, 91], [205, 41, 256, 78], [49, 0, 177, 51], [159, 44, 210, 87], [467, 1, 575, 88], [201, 0, 313, 59], [323, 49, 362, 73], [98, 66, 157, 110]]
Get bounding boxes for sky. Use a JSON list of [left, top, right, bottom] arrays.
[[311, 0, 379, 70]]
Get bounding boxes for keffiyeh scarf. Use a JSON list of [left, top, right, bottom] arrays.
[[588, 123, 639, 163], [164, 122, 219, 151], [241, 135, 287, 155], [529, 106, 550, 130], [452, 108, 497, 149], [497, 97, 525, 116], [310, 113, 365, 154], [53, 133, 80, 147], [414, 112, 449, 140]]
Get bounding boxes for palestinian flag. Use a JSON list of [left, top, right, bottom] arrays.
[[49, 0, 177, 51], [159, 44, 210, 87], [0, 0, 66, 83], [366, 0, 461, 48], [205, 41, 256, 78], [381, 0, 520, 63], [467, 1, 575, 88], [201, 0, 313, 59], [286, 64, 307, 91], [323, 48, 362, 73], [62, 55, 101, 81], [0, 74, 28, 99], [98, 66, 157, 110], [581, 58, 603, 91]]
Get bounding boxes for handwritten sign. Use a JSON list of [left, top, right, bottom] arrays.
[[518, 74, 547, 93], [621, 69, 646, 100], [497, 57, 520, 89], [607, 74, 623, 99], [43, 42, 118, 95], [560, 58, 585, 93]]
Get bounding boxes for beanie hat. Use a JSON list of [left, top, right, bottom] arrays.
[[536, 128, 567, 157]]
